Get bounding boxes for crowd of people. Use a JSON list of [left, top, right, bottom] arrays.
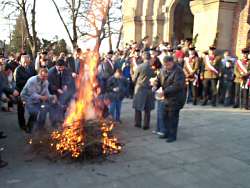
[[0, 36, 250, 168]]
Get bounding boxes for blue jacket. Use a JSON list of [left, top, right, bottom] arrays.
[[21, 75, 53, 105]]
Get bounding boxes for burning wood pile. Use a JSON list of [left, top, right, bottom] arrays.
[[51, 119, 122, 159], [28, 0, 123, 160]]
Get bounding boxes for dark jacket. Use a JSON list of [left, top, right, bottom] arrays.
[[14, 65, 37, 93], [48, 66, 74, 96], [106, 76, 128, 101], [67, 56, 80, 74], [156, 64, 186, 110], [221, 66, 234, 83], [132, 61, 155, 111], [98, 58, 115, 80], [8, 60, 19, 72], [0, 71, 13, 95]]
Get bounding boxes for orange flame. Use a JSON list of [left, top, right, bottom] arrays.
[[51, 0, 121, 158]]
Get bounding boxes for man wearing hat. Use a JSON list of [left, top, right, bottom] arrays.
[[150, 47, 162, 71], [201, 45, 221, 106], [220, 59, 234, 106], [153, 56, 186, 142], [183, 45, 200, 105], [233, 48, 250, 109], [132, 51, 155, 130], [129, 48, 143, 78]]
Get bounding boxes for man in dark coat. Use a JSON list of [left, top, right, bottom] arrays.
[[68, 48, 82, 77], [48, 59, 75, 125], [153, 56, 186, 142], [13, 54, 36, 131], [97, 51, 115, 93], [132, 51, 155, 130]]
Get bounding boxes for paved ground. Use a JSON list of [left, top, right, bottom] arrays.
[[1, 99, 250, 188]]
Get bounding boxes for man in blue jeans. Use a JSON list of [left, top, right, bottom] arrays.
[[153, 88, 167, 136], [153, 56, 186, 142]]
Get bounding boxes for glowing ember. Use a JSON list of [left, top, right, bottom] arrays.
[[50, 0, 121, 159]]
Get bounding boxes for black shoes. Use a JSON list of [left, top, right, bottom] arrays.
[[159, 134, 168, 139], [202, 100, 207, 106], [233, 104, 239, 108], [134, 124, 141, 128], [158, 134, 177, 143], [166, 138, 176, 143], [135, 125, 149, 130], [0, 132, 7, 139], [0, 160, 8, 168]]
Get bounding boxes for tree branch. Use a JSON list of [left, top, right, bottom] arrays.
[[50, 0, 74, 44]]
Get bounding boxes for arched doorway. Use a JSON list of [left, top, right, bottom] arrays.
[[172, 0, 194, 45]]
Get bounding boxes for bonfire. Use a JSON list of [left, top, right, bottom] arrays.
[[29, 0, 122, 160]]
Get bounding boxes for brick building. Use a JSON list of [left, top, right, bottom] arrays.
[[122, 0, 250, 56]]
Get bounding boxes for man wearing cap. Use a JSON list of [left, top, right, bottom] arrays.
[[153, 56, 186, 142], [219, 50, 235, 104], [132, 51, 155, 130], [183, 45, 200, 105], [233, 48, 250, 109], [220, 59, 234, 106], [201, 46, 221, 106]]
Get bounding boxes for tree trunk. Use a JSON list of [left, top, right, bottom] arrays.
[[20, 0, 37, 59], [31, 0, 38, 58], [116, 24, 123, 49], [107, 6, 112, 51], [51, 0, 76, 50]]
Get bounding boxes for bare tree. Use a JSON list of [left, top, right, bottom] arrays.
[[50, 0, 122, 52], [76, 0, 111, 52], [0, 0, 38, 58], [104, 0, 123, 51], [110, 0, 123, 50], [50, 0, 82, 49], [83, 0, 122, 51]]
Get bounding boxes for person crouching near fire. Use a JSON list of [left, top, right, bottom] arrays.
[[152, 56, 186, 142], [106, 69, 128, 124], [21, 68, 57, 133]]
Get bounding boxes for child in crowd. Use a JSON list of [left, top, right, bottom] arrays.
[[106, 69, 128, 123]]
